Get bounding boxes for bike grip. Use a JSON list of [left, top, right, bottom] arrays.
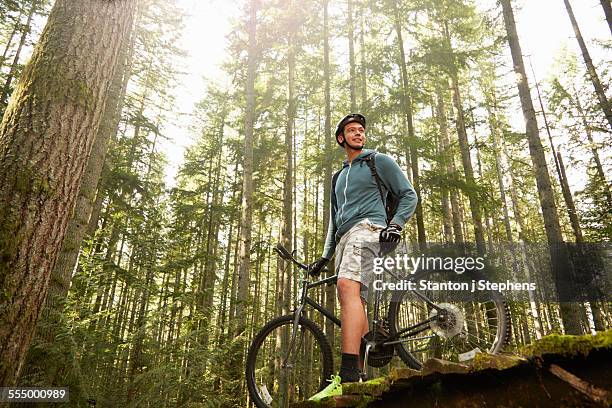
[[273, 246, 288, 260], [275, 243, 292, 260]]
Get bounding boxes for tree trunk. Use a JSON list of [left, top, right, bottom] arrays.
[[126, 257, 157, 404], [556, 150, 583, 242], [433, 99, 453, 243], [448, 72, 485, 251], [486, 102, 513, 244], [40, 22, 133, 324], [601, 0, 612, 36], [435, 85, 464, 244], [359, 8, 367, 111], [563, 0, 612, 130], [442, 21, 486, 253], [500, 0, 583, 335], [198, 124, 224, 373], [322, 0, 336, 349], [348, 0, 356, 112], [279, 10, 295, 318], [0, 0, 38, 107], [219, 160, 239, 345], [393, 0, 426, 247], [233, 12, 258, 399], [504, 138, 544, 339], [0, 0, 135, 386], [572, 85, 612, 207], [530, 61, 584, 242]]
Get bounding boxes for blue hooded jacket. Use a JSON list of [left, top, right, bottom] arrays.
[[322, 149, 418, 259]]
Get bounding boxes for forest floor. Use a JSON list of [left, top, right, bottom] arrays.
[[293, 330, 612, 407]]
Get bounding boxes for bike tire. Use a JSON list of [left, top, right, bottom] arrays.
[[246, 314, 333, 408], [387, 269, 511, 369]]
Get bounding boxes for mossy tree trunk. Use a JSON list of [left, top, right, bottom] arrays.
[[0, 0, 136, 386], [23, 25, 135, 386]]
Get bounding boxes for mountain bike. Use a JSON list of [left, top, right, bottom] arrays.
[[245, 243, 510, 408]]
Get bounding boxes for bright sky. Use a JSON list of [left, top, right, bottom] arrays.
[[162, 0, 237, 186], [157, 0, 611, 186]]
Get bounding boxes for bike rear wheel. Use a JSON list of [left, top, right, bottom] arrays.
[[246, 315, 333, 408], [387, 269, 511, 369]]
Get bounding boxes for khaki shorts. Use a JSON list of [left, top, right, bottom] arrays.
[[335, 219, 385, 299]]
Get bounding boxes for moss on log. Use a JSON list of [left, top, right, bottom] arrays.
[[521, 330, 612, 358], [292, 330, 612, 407]]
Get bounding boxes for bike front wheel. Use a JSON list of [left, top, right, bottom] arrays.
[[246, 314, 333, 408], [387, 269, 511, 369]]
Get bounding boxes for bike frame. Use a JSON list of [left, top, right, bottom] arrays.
[[279, 244, 441, 369]]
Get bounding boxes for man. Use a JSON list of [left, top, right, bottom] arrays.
[[308, 113, 418, 400]]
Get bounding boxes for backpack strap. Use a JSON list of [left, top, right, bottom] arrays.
[[331, 169, 342, 229], [364, 153, 386, 208]]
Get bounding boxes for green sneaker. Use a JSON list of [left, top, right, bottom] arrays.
[[308, 375, 343, 401]]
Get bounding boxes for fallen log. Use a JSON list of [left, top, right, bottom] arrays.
[[293, 329, 612, 407]]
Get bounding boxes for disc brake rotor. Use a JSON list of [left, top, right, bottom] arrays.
[[429, 303, 465, 338]]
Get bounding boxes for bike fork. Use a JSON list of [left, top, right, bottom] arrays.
[[281, 305, 306, 368]]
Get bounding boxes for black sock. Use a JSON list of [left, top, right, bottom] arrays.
[[339, 353, 360, 382]]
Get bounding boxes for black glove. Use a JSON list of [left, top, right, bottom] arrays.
[[380, 223, 402, 243], [308, 257, 329, 277]]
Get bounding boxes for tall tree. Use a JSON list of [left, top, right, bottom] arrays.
[[500, 0, 583, 334], [563, 0, 612, 130], [348, 0, 357, 112], [391, 0, 426, 246], [0, 0, 136, 386], [234, 0, 259, 339], [442, 19, 486, 253], [278, 0, 296, 320], [435, 84, 464, 244], [22, 27, 134, 386], [359, 7, 367, 111], [530, 61, 583, 242], [322, 0, 336, 348]]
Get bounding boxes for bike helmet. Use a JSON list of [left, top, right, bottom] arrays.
[[335, 113, 366, 146]]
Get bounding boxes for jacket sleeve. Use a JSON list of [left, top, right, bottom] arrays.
[[375, 153, 418, 228]]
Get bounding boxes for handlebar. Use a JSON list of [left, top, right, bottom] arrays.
[[274, 243, 329, 274]]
